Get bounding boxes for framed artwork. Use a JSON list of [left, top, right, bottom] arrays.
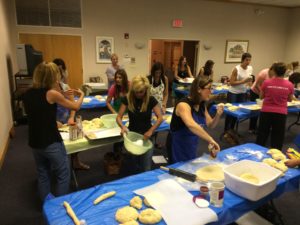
[[96, 36, 114, 63], [224, 40, 249, 63]]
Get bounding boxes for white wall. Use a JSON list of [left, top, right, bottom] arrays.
[[285, 8, 300, 64], [12, 0, 290, 83], [0, 0, 14, 155]]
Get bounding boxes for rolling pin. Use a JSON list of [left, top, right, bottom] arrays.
[[160, 166, 207, 182]]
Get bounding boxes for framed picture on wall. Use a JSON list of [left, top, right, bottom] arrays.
[[224, 40, 249, 63], [96, 36, 114, 63]]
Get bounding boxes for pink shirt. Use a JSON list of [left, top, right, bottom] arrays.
[[251, 68, 269, 95], [108, 83, 128, 99], [261, 78, 294, 115]]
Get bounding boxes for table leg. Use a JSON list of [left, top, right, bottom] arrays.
[[70, 156, 79, 190], [287, 112, 300, 131]]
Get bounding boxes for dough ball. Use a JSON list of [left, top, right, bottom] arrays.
[[130, 196, 143, 209], [267, 149, 282, 155], [138, 208, 162, 224], [119, 220, 139, 225], [83, 98, 91, 103], [239, 173, 260, 184], [224, 103, 232, 107], [115, 206, 139, 224], [272, 153, 286, 161], [196, 164, 224, 182], [262, 158, 277, 167], [274, 162, 288, 173]]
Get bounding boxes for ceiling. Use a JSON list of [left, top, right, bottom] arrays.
[[215, 0, 300, 8]]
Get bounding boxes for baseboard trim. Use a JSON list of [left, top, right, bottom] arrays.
[[0, 126, 14, 169]]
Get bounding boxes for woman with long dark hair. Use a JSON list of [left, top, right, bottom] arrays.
[[198, 60, 214, 80]]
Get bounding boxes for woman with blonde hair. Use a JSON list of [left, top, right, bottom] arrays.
[[23, 62, 84, 201], [116, 75, 163, 172]]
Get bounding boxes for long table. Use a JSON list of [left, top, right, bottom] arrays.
[[43, 143, 300, 225], [210, 102, 300, 131]]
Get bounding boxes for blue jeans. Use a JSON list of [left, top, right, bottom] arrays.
[[32, 142, 70, 201]]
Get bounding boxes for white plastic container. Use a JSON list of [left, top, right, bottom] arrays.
[[100, 114, 118, 128], [223, 160, 281, 201], [124, 131, 153, 155]]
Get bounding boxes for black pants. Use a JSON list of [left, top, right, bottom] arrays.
[[256, 112, 287, 150], [249, 89, 259, 130], [224, 92, 247, 131]]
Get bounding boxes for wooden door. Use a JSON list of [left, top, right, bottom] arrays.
[[19, 33, 83, 88]]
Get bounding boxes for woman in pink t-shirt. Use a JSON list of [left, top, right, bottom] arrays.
[[256, 62, 294, 150]]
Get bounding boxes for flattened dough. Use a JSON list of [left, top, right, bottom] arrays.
[[115, 206, 139, 223], [267, 149, 282, 155], [138, 208, 162, 224], [239, 173, 260, 184], [196, 164, 224, 181], [262, 158, 277, 167]]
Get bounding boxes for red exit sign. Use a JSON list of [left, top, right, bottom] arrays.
[[172, 19, 183, 28]]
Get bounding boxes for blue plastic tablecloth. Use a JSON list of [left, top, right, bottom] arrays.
[[43, 143, 300, 225], [79, 96, 107, 109]]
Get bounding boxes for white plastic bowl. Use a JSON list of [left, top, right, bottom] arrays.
[[100, 114, 118, 128], [223, 160, 281, 201], [124, 131, 153, 155]]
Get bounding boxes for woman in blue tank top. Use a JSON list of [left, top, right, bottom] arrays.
[[168, 76, 224, 163]]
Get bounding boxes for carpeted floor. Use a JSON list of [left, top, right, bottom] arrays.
[[0, 106, 300, 225]]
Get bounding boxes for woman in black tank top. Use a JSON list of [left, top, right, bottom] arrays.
[[23, 62, 84, 201]]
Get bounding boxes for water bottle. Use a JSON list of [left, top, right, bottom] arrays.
[[76, 115, 83, 139]]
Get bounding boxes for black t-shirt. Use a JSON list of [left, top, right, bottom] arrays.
[[170, 97, 205, 132], [23, 88, 62, 148], [122, 96, 158, 134]]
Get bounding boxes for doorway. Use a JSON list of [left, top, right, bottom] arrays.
[[149, 39, 200, 83]]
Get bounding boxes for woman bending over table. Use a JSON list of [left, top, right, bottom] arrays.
[[117, 75, 163, 172]]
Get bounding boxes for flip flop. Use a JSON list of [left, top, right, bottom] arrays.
[[73, 162, 90, 170]]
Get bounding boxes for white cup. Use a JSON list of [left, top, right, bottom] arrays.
[[209, 182, 225, 207]]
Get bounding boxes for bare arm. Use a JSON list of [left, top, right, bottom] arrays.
[[174, 65, 180, 81], [47, 89, 84, 111], [198, 68, 204, 76], [230, 68, 252, 86], [162, 76, 169, 113], [176, 103, 214, 143], [116, 103, 128, 135], [106, 95, 117, 114], [206, 104, 224, 128], [144, 104, 163, 140]]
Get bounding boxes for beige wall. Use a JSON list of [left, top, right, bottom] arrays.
[[285, 8, 300, 64], [11, 0, 291, 84], [0, 0, 14, 156]]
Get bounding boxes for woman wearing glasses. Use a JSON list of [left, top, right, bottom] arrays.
[[116, 75, 163, 172], [168, 76, 223, 163]]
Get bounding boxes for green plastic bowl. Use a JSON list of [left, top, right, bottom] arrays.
[[100, 114, 118, 128], [124, 131, 153, 155]]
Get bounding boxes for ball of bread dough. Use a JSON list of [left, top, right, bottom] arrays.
[[267, 149, 282, 155], [115, 206, 139, 223], [274, 162, 288, 173], [130, 196, 143, 209], [272, 153, 286, 161], [262, 158, 277, 167], [138, 208, 162, 224], [134, 140, 143, 146], [120, 220, 139, 225]]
